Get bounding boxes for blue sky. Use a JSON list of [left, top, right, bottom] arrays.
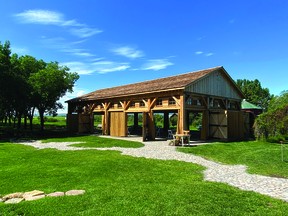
[[0, 0, 287, 113]]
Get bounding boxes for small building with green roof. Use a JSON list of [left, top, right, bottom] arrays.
[[241, 99, 263, 138]]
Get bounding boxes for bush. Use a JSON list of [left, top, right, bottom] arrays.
[[40, 116, 59, 122], [254, 91, 288, 140], [266, 135, 286, 143]]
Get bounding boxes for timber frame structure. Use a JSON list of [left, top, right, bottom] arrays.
[[66, 66, 245, 141]]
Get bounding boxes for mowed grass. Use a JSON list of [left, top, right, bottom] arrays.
[[41, 135, 144, 148], [179, 141, 288, 178], [1, 140, 288, 215]]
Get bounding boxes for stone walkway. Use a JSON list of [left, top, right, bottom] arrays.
[[14, 136, 288, 202]]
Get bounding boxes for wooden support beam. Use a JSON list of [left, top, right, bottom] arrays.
[[149, 98, 157, 109], [124, 101, 131, 110], [142, 99, 148, 107], [102, 102, 111, 135], [172, 96, 181, 106], [102, 102, 111, 110], [176, 95, 187, 134], [134, 113, 139, 127], [163, 111, 169, 137], [185, 94, 192, 102], [120, 101, 124, 109], [201, 96, 208, 108], [91, 103, 98, 112]]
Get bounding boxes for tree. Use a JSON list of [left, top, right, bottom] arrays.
[[236, 79, 273, 111], [0, 41, 13, 124], [18, 56, 46, 129], [29, 62, 79, 130], [254, 91, 288, 141]]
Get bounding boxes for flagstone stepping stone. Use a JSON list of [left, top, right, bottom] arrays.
[[2, 192, 23, 201], [1, 189, 86, 204], [25, 195, 45, 201], [47, 192, 65, 197], [65, 190, 85, 196], [4, 198, 24, 204], [23, 190, 45, 199]]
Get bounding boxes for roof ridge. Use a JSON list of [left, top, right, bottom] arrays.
[[67, 66, 224, 102], [87, 66, 222, 92]]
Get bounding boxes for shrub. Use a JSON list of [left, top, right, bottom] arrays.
[[254, 91, 288, 140]]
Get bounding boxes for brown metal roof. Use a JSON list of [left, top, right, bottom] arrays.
[[68, 66, 223, 102]]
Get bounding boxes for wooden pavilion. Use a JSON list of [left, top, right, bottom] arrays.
[[66, 66, 245, 141]]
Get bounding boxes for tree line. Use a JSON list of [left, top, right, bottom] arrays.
[[0, 41, 79, 131]]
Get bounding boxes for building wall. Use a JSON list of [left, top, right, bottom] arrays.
[[185, 70, 242, 100]]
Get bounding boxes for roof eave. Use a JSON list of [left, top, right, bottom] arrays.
[[67, 87, 185, 103]]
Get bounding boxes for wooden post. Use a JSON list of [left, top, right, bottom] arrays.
[[123, 112, 128, 136], [102, 102, 110, 135], [142, 112, 147, 141], [201, 110, 209, 140], [90, 113, 94, 133], [148, 111, 155, 140], [134, 112, 138, 128], [177, 95, 186, 134], [101, 114, 105, 134], [163, 111, 169, 137], [142, 112, 155, 141], [67, 103, 73, 114]]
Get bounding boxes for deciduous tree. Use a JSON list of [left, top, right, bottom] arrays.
[[29, 62, 79, 130], [236, 79, 273, 111]]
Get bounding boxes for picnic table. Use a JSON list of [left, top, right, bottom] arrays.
[[173, 134, 190, 146]]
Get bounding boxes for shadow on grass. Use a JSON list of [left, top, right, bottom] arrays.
[[0, 123, 90, 142]]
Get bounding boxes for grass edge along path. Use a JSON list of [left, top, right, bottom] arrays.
[[178, 141, 288, 179], [1, 141, 288, 215], [41, 135, 144, 148]]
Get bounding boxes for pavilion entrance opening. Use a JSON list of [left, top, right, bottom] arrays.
[[127, 112, 143, 136], [187, 111, 203, 140]]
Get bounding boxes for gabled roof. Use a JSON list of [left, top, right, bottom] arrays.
[[67, 66, 243, 103], [241, 99, 262, 110]]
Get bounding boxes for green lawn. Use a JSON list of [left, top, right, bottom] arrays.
[[1, 139, 288, 215], [178, 141, 288, 178], [42, 135, 144, 148], [32, 116, 67, 127]]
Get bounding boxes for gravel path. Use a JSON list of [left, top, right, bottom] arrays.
[[14, 136, 288, 202]]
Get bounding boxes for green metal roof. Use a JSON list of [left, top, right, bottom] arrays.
[[241, 99, 262, 110]]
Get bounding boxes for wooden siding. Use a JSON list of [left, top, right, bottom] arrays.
[[227, 111, 245, 140], [66, 114, 78, 133], [185, 70, 242, 100], [110, 112, 127, 136], [209, 111, 228, 139]]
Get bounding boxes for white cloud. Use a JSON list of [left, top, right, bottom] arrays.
[[14, 9, 102, 38], [70, 27, 103, 38], [15, 10, 64, 25], [141, 59, 173, 71], [41, 37, 95, 57], [92, 61, 130, 74], [195, 51, 214, 57], [61, 61, 130, 75], [73, 51, 95, 57], [112, 46, 144, 59], [195, 51, 203, 55]]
